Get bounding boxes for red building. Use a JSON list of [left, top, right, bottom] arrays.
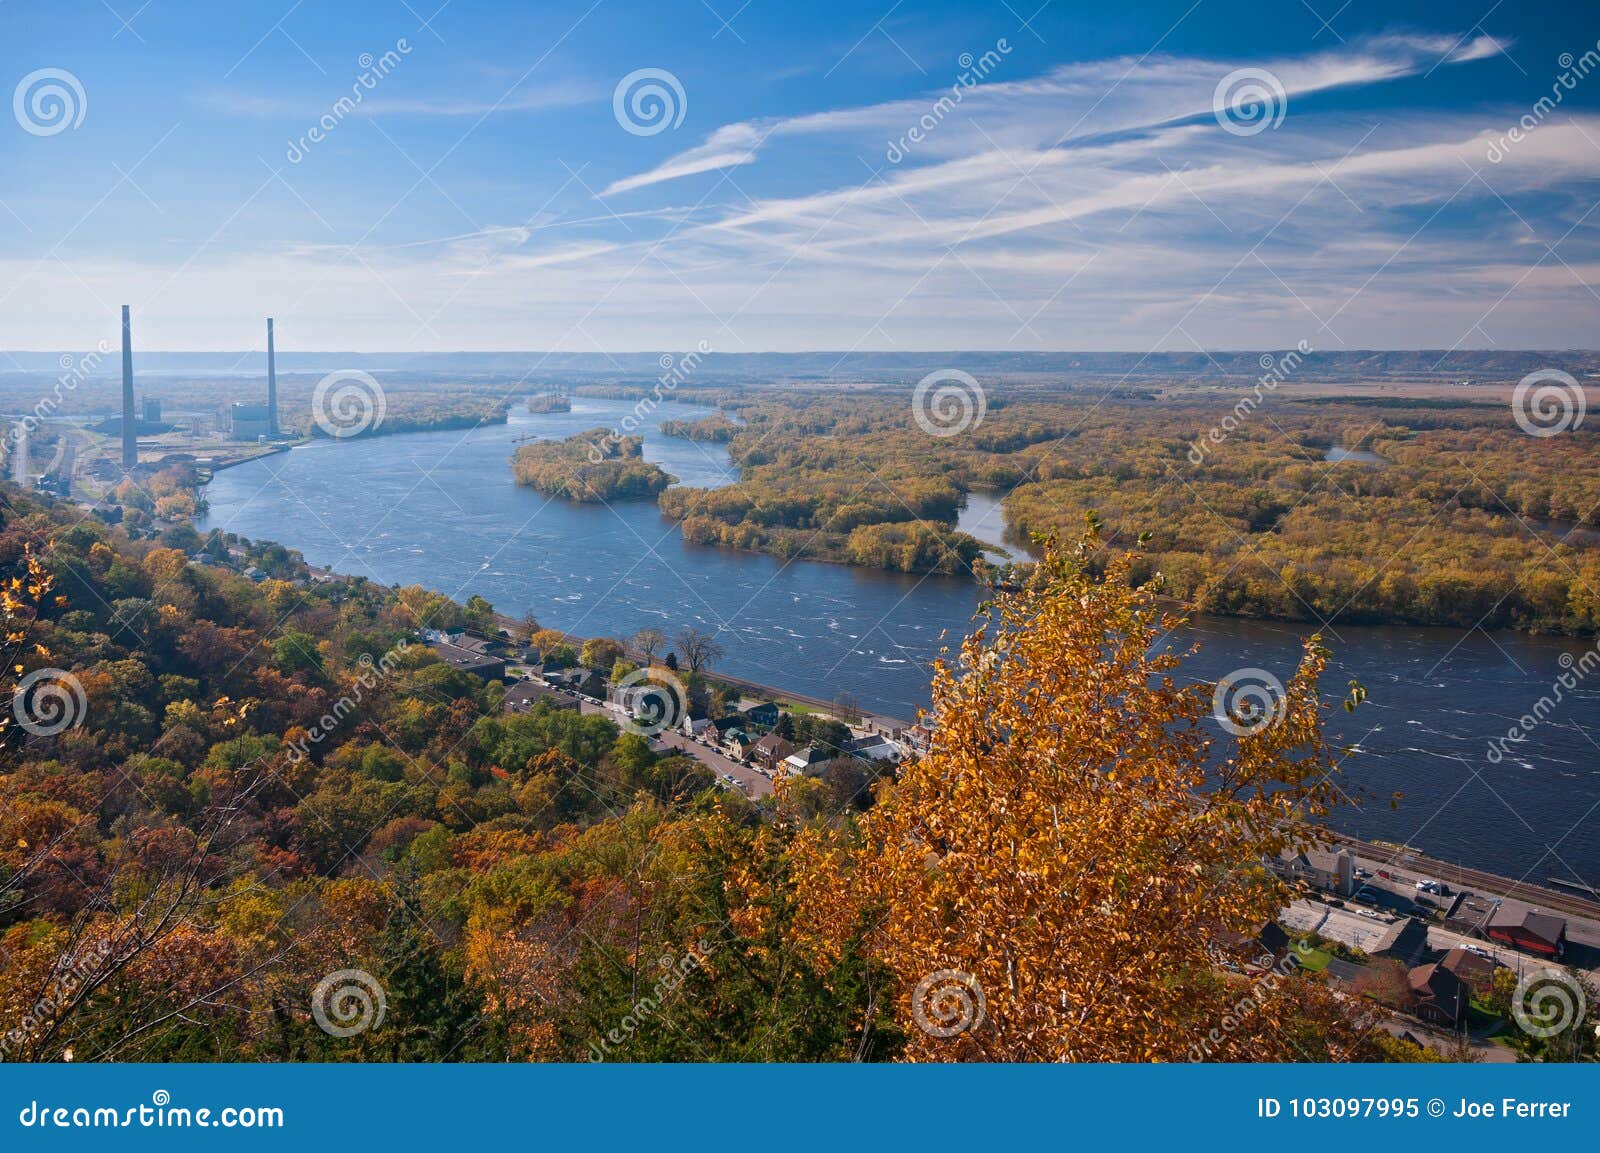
[[1485, 901, 1566, 958]]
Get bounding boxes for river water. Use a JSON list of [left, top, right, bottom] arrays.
[[199, 398, 1600, 882]]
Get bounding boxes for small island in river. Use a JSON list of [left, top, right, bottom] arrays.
[[511, 427, 674, 503]]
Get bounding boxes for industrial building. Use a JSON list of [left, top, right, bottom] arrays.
[[230, 403, 272, 442]]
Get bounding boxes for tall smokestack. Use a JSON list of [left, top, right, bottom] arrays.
[[120, 305, 137, 469], [266, 317, 278, 435]]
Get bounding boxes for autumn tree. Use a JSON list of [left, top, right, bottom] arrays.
[[674, 627, 724, 673], [579, 637, 625, 672], [631, 627, 668, 665], [791, 533, 1375, 1062]]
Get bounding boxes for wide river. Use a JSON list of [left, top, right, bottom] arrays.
[[200, 398, 1600, 883]]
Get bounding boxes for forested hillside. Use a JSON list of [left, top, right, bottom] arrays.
[[0, 487, 1419, 1062]]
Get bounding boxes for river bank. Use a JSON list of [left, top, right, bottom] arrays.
[[197, 400, 1600, 882]]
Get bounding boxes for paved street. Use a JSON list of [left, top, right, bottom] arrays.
[[572, 698, 775, 798], [653, 728, 775, 799]]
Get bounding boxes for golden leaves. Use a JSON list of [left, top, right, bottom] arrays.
[[792, 534, 1359, 1062]]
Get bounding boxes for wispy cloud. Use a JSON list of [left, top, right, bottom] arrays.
[[602, 32, 1509, 196]]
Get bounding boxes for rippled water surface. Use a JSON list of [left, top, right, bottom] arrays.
[[201, 399, 1600, 881]]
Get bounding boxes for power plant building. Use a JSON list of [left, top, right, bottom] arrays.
[[120, 305, 137, 468], [266, 317, 279, 435], [230, 403, 272, 442]]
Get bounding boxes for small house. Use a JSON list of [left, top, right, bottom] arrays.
[[781, 745, 830, 775], [429, 638, 507, 681], [862, 714, 910, 740], [682, 715, 716, 741], [544, 666, 607, 700], [751, 732, 795, 771], [846, 734, 900, 762], [1270, 847, 1355, 896], [1407, 962, 1467, 1027], [1371, 917, 1430, 967], [1437, 947, 1502, 995], [737, 701, 780, 729]]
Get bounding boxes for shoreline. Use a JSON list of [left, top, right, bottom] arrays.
[[293, 551, 1600, 919]]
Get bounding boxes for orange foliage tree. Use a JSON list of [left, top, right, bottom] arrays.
[[791, 533, 1375, 1061]]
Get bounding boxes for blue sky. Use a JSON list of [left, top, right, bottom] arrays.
[[3, 0, 1598, 351]]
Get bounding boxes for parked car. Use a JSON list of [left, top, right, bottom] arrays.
[[1415, 878, 1441, 893]]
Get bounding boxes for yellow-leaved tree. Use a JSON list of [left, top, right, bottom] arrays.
[[791, 533, 1377, 1061]]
